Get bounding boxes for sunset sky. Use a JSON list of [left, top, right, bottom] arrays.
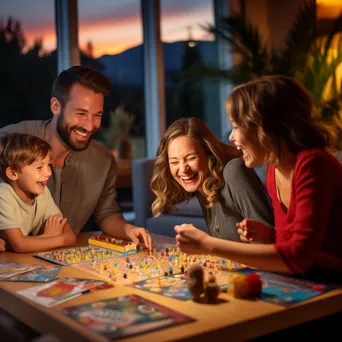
[[1, 0, 214, 58]]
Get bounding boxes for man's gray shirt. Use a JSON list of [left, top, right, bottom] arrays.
[[0, 120, 122, 234], [198, 158, 274, 242]]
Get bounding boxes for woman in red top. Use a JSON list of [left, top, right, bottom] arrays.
[[175, 75, 342, 277]]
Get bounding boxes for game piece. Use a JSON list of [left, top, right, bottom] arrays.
[[246, 273, 262, 297], [88, 236, 137, 255], [227, 272, 262, 299], [187, 264, 205, 302], [228, 273, 249, 299], [204, 274, 220, 302]]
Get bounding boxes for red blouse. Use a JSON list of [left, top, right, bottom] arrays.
[[266, 149, 342, 273]]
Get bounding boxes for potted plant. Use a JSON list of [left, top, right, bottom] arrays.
[[101, 104, 135, 159]]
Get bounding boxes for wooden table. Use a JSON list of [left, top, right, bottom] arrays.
[[1, 233, 342, 342]]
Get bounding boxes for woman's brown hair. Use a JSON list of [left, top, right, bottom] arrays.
[[226, 75, 337, 165], [151, 117, 239, 217]]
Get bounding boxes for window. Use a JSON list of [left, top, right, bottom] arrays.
[[78, 0, 145, 159], [161, 0, 216, 129], [0, 0, 56, 127]]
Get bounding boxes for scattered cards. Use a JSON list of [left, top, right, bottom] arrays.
[[0, 262, 38, 280], [17, 277, 110, 307]]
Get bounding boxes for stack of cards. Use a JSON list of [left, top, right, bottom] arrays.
[[0, 262, 61, 282], [17, 278, 112, 307]]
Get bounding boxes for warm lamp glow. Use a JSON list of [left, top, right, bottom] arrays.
[[317, 0, 342, 18]]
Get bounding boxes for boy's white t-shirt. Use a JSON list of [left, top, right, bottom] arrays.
[[0, 183, 61, 236]]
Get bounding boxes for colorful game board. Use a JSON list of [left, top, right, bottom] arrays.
[[128, 270, 239, 301], [5, 265, 61, 282], [60, 294, 195, 340], [34, 246, 123, 265], [73, 247, 245, 286], [128, 274, 192, 300], [225, 269, 335, 306]]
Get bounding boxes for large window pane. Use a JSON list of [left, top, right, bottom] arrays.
[[0, 0, 56, 127], [78, 0, 145, 160], [161, 0, 217, 132]]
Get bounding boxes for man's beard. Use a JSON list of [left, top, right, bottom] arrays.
[[56, 111, 98, 151]]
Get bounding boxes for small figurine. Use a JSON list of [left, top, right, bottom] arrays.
[[204, 273, 220, 302], [187, 264, 205, 302]]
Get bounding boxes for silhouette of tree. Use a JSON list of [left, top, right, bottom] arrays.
[[171, 32, 205, 123], [0, 18, 104, 128]]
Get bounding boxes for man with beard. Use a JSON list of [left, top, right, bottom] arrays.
[[0, 66, 152, 249]]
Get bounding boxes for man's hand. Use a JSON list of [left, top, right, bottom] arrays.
[[237, 219, 275, 243], [43, 214, 67, 237], [174, 223, 213, 255], [124, 224, 152, 250]]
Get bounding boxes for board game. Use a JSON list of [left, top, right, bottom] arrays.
[[60, 294, 195, 340], [234, 269, 335, 306], [88, 235, 137, 255], [34, 246, 124, 266], [73, 246, 245, 286]]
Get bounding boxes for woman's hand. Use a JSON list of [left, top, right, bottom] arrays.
[[237, 219, 275, 243], [174, 224, 213, 254]]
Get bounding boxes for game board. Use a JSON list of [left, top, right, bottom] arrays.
[[73, 246, 245, 286], [234, 269, 335, 306], [60, 294, 195, 340], [34, 246, 124, 266], [127, 271, 236, 300]]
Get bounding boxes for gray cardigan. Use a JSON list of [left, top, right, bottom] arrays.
[[198, 158, 274, 241]]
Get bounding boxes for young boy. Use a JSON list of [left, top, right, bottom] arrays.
[[0, 133, 76, 252]]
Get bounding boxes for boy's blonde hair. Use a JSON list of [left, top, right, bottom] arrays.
[[151, 117, 239, 217], [0, 133, 51, 182]]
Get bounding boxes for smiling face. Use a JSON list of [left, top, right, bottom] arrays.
[[55, 83, 103, 151], [10, 153, 52, 204], [229, 121, 265, 168], [167, 136, 209, 194]]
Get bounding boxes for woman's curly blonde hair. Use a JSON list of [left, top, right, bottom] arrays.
[[151, 117, 239, 217], [226, 75, 338, 166]]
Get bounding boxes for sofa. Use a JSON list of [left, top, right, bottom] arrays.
[[132, 152, 342, 237], [132, 158, 267, 237]]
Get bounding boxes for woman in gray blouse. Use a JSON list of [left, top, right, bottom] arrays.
[[151, 117, 274, 242]]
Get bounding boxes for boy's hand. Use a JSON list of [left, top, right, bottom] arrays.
[[44, 214, 67, 237], [237, 219, 275, 243]]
